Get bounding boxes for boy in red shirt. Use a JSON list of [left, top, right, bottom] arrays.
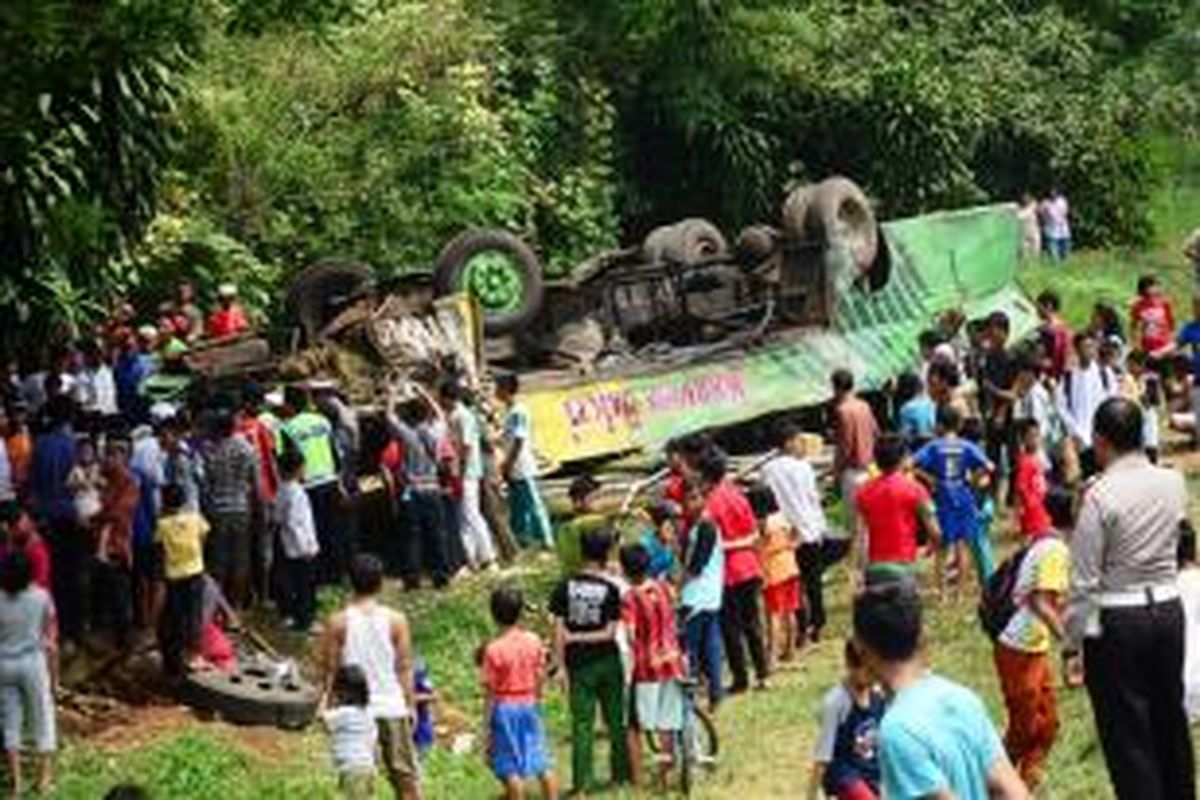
[[1130, 274, 1175, 359], [620, 543, 685, 789], [855, 435, 941, 589], [1013, 420, 1052, 539], [480, 586, 558, 800]]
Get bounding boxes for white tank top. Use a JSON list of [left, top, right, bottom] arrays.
[[342, 603, 409, 719]]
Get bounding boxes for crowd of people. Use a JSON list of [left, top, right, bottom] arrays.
[[439, 269, 1200, 800], [3, 259, 1200, 798], [0, 280, 563, 795]]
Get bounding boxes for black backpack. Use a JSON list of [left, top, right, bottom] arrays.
[[978, 545, 1031, 641]]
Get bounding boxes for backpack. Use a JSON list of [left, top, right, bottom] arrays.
[[978, 544, 1031, 641]]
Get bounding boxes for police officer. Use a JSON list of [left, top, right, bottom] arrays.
[[280, 384, 343, 584]]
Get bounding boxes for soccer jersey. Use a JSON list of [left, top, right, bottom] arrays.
[[622, 580, 684, 683], [912, 437, 990, 542]]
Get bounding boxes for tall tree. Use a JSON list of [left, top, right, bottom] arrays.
[[0, 0, 200, 337]]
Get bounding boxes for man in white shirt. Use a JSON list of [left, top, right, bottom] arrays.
[[76, 341, 118, 424], [320, 554, 421, 800], [1064, 398, 1194, 799], [1055, 330, 1115, 478], [438, 381, 496, 570], [760, 421, 831, 642]]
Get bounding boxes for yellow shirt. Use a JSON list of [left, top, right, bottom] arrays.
[[998, 537, 1068, 654], [156, 511, 209, 580]]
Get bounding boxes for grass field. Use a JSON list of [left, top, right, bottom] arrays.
[[47, 136, 1200, 798]]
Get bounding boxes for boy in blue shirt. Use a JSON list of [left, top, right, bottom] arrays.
[[639, 501, 680, 580], [853, 583, 1027, 800], [912, 406, 995, 598], [809, 640, 885, 800], [679, 482, 724, 712]]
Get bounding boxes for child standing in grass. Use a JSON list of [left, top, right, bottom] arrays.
[[993, 486, 1071, 790], [1012, 420, 1051, 541], [808, 641, 884, 800], [323, 665, 378, 800], [275, 449, 319, 633], [912, 406, 994, 595], [619, 543, 685, 789], [549, 528, 630, 794], [155, 482, 207, 676], [481, 587, 557, 800], [749, 488, 802, 666]]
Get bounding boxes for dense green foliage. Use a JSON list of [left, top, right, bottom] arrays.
[[0, 0, 202, 344], [176, 0, 617, 278], [500, 0, 1185, 245], [1, 0, 1196, 341]]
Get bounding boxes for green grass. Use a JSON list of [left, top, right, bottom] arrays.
[[40, 544, 1131, 799]]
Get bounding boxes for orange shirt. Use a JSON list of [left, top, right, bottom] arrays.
[[481, 627, 545, 704], [760, 512, 799, 587], [6, 432, 31, 490], [237, 414, 278, 501]]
